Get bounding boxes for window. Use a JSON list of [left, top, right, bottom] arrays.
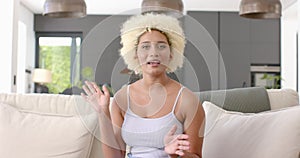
[[36, 33, 82, 94]]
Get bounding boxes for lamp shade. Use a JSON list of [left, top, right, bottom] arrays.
[[141, 0, 184, 18], [32, 69, 52, 84], [43, 0, 86, 18], [239, 0, 282, 19]]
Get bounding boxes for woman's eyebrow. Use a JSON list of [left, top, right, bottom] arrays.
[[140, 41, 151, 44], [157, 41, 168, 44], [140, 41, 168, 44]]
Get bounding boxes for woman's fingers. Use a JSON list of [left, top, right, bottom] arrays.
[[177, 134, 189, 140], [164, 126, 190, 156], [82, 84, 92, 96], [82, 81, 104, 96], [94, 83, 105, 96], [102, 85, 110, 97], [80, 81, 111, 114], [174, 138, 190, 156], [81, 92, 88, 99], [175, 150, 185, 156], [177, 140, 190, 147], [85, 81, 97, 93]]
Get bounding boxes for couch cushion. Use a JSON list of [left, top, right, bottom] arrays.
[[0, 98, 98, 158], [202, 101, 300, 158], [267, 88, 299, 110], [0, 93, 80, 115], [196, 87, 271, 113]]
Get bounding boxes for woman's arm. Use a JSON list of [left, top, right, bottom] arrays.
[[164, 89, 205, 158], [97, 108, 125, 158], [81, 81, 126, 158], [181, 90, 205, 158], [182, 102, 204, 158]]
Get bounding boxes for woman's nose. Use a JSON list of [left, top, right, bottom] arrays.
[[149, 47, 159, 57]]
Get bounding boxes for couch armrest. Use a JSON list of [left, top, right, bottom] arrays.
[[267, 88, 299, 110]]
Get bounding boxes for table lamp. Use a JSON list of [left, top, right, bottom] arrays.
[[32, 68, 52, 93]]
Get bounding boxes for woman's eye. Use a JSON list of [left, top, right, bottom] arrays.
[[141, 45, 150, 50], [157, 44, 167, 49]]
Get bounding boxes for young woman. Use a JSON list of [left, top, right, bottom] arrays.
[[82, 13, 205, 158]]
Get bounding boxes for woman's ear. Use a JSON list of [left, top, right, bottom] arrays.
[[134, 52, 138, 59], [169, 52, 173, 60]]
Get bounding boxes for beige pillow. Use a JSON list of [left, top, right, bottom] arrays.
[[202, 101, 300, 158], [0, 102, 97, 158], [267, 88, 299, 110]]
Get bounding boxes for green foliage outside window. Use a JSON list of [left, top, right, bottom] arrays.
[[39, 45, 115, 96], [76, 66, 115, 96], [40, 46, 71, 94]]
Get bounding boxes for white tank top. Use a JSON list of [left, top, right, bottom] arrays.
[[121, 85, 184, 158]]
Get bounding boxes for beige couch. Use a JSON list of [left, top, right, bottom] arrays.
[[0, 93, 104, 158], [201, 88, 300, 158], [0, 88, 299, 158]]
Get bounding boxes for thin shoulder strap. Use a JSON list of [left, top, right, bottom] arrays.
[[126, 85, 130, 107], [171, 86, 185, 113]]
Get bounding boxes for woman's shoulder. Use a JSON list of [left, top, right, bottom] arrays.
[[127, 80, 141, 89], [112, 85, 129, 112], [181, 86, 197, 97], [114, 85, 128, 98], [180, 86, 200, 106]]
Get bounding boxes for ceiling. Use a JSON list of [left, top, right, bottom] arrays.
[[21, 0, 296, 15]]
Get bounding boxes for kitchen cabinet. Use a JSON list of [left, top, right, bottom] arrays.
[[250, 19, 280, 64], [184, 11, 280, 90], [183, 12, 219, 91], [219, 12, 251, 89]]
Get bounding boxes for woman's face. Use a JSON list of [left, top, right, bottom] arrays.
[[136, 30, 172, 75]]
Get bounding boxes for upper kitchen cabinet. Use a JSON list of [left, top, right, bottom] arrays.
[[186, 11, 219, 44], [184, 11, 280, 90], [219, 12, 251, 89], [184, 11, 219, 91], [250, 19, 280, 65]]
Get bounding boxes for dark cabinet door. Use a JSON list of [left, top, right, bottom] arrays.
[[183, 11, 280, 91], [219, 12, 251, 89], [250, 19, 280, 64], [184, 11, 219, 91]]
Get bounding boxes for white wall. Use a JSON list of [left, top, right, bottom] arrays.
[[18, 4, 35, 93], [0, 1, 34, 93], [281, 2, 298, 91], [298, 0, 300, 92], [0, 1, 14, 92]]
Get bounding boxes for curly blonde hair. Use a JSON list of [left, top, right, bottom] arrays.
[[120, 13, 186, 74]]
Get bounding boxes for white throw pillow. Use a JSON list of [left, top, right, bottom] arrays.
[[0, 102, 97, 158], [202, 101, 300, 158]]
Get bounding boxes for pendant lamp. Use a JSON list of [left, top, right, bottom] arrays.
[[239, 0, 282, 19], [43, 0, 87, 18], [141, 0, 184, 18]]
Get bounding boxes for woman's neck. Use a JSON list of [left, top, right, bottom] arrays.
[[140, 73, 171, 89]]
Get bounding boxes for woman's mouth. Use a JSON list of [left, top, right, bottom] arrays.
[[147, 60, 160, 66]]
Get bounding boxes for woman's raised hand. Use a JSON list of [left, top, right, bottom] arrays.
[[81, 81, 111, 113], [164, 125, 190, 157]]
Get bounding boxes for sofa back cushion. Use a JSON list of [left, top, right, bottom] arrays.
[[196, 87, 271, 113], [0, 93, 98, 158], [0, 93, 89, 115]]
